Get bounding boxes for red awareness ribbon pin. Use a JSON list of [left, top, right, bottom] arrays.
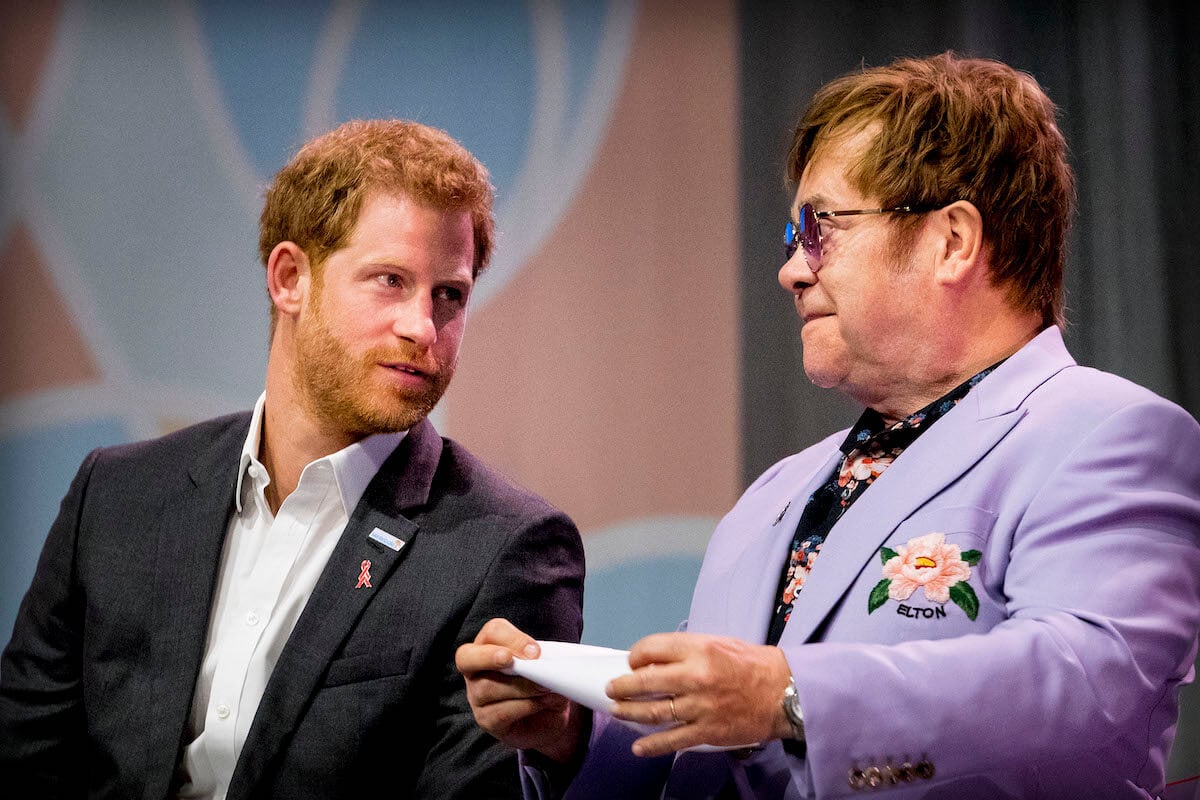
[[356, 559, 372, 589]]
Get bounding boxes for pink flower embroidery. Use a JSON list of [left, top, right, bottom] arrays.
[[881, 532, 971, 604]]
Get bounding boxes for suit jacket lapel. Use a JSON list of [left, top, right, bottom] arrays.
[[144, 415, 246, 800], [228, 417, 441, 796], [683, 438, 843, 644], [715, 449, 843, 643], [778, 327, 1077, 647]]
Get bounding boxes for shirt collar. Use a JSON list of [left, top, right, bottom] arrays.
[[235, 392, 406, 516], [839, 359, 1006, 456]]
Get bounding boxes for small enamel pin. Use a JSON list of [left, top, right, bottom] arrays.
[[356, 560, 373, 589], [368, 527, 404, 551]]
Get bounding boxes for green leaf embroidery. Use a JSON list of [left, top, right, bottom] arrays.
[[960, 549, 982, 566], [868, 579, 892, 614], [879, 546, 899, 565], [948, 581, 980, 621]]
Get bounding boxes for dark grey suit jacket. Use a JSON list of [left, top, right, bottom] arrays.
[[0, 412, 585, 799]]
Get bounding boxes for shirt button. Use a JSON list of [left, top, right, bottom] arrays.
[[246, 611, 259, 626], [215, 704, 230, 719]]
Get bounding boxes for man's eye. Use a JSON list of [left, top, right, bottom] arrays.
[[434, 286, 466, 304], [377, 273, 401, 288]]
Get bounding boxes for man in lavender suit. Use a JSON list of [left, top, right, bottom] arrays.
[[456, 53, 1200, 798]]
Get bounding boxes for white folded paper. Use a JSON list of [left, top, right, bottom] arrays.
[[504, 640, 758, 753]]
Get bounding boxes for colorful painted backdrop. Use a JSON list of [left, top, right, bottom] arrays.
[[0, 0, 739, 650]]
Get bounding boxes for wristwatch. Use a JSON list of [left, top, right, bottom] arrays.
[[781, 677, 805, 741]]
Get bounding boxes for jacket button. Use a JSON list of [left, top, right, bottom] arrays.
[[864, 766, 884, 788], [848, 767, 866, 790], [915, 759, 935, 780], [895, 762, 915, 782]]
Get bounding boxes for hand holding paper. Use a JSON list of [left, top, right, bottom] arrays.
[[458, 622, 785, 764], [455, 619, 586, 764], [505, 640, 761, 752]]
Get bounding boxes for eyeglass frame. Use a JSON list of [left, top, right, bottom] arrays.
[[784, 203, 938, 270]]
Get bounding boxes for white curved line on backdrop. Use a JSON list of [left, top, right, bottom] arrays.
[[170, 0, 638, 313], [172, 0, 263, 219], [0, 380, 254, 442], [495, 0, 568, 279], [0, 0, 143, 437], [303, 0, 367, 140], [582, 515, 716, 572], [556, 0, 638, 191], [473, 0, 638, 310]]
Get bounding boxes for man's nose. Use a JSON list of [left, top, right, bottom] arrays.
[[778, 246, 816, 294], [393, 295, 437, 347]]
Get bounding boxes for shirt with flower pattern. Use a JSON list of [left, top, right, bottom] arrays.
[[765, 362, 1002, 646]]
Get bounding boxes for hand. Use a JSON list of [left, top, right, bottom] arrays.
[[455, 617, 587, 764], [605, 633, 794, 757]]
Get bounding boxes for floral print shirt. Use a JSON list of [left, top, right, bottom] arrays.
[[765, 362, 1001, 646]]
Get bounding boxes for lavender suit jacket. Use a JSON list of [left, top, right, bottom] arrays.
[[560, 327, 1200, 799]]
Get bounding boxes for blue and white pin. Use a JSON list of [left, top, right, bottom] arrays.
[[368, 527, 405, 552]]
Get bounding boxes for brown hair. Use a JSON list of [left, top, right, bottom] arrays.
[[259, 118, 495, 289], [787, 52, 1075, 327]]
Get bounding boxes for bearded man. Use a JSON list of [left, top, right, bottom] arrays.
[[0, 120, 584, 800]]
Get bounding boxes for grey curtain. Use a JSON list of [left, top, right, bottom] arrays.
[[738, 0, 1200, 779]]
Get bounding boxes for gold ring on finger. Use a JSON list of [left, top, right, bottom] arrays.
[[668, 695, 680, 724]]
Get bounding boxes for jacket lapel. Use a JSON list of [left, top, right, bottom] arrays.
[[778, 327, 1076, 647], [710, 448, 843, 643], [144, 415, 246, 800], [228, 417, 442, 796]]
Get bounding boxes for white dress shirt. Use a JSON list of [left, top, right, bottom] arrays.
[[175, 394, 403, 799]]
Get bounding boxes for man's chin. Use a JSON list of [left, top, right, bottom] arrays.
[[352, 406, 434, 436], [354, 390, 445, 435], [802, 359, 844, 390]]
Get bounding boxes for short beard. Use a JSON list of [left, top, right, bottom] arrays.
[[294, 306, 453, 438]]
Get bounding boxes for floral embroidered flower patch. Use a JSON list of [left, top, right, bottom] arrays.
[[868, 532, 982, 620]]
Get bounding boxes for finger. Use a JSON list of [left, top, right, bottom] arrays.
[[467, 672, 559, 706], [473, 617, 542, 654], [610, 695, 686, 728], [627, 632, 695, 669], [607, 662, 688, 700], [475, 692, 568, 735], [476, 682, 569, 714], [456, 642, 524, 675], [630, 725, 705, 759]]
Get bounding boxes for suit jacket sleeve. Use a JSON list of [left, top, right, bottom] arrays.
[[786, 397, 1200, 797], [413, 509, 585, 799], [0, 450, 99, 797]]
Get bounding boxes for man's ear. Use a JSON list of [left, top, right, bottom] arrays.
[[933, 200, 985, 286], [266, 241, 311, 319]]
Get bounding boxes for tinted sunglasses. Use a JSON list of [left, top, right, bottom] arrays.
[[785, 203, 934, 271]]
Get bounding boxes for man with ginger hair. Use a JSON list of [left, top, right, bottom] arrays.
[[457, 53, 1200, 798], [0, 120, 584, 799]]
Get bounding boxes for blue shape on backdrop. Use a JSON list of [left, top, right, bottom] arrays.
[[336, 1, 535, 195], [583, 556, 704, 650], [192, 0, 331, 178], [0, 418, 131, 641]]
